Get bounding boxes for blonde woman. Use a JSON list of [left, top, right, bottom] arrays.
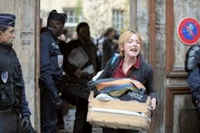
[[98, 31, 157, 133]]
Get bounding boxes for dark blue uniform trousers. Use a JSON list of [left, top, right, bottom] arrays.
[[41, 89, 57, 133], [0, 111, 18, 133]]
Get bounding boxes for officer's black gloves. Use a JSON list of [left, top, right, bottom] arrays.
[[21, 116, 30, 130], [55, 96, 63, 109], [21, 116, 36, 133], [51, 90, 63, 109], [194, 100, 200, 112], [192, 95, 200, 112]]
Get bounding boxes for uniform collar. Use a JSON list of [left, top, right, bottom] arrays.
[[0, 42, 13, 48]]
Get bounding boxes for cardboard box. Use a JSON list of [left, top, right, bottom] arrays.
[[87, 91, 152, 131]]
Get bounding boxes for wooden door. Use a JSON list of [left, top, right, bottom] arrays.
[[165, 0, 200, 133]]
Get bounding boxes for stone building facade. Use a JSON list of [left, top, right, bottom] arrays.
[[40, 0, 130, 38]]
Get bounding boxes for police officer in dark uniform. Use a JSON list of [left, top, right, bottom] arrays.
[[40, 10, 66, 133], [186, 44, 200, 111], [0, 13, 33, 133]]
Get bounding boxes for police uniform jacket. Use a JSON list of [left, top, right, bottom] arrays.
[[186, 45, 200, 104], [0, 43, 30, 117], [40, 29, 64, 98]]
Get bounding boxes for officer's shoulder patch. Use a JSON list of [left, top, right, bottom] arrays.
[[1, 71, 8, 83], [51, 42, 59, 49]]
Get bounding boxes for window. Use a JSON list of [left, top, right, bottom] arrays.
[[112, 9, 124, 32], [63, 8, 80, 27]]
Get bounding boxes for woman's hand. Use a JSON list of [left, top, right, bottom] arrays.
[[151, 97, 157, 110]]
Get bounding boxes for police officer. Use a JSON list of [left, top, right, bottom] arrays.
[[186, 43, 200, 111], [40, 10, 66, 133], [0, 13, 33, 133]]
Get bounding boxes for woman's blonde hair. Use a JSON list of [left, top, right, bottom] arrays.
[[118, 30, 143, 56]]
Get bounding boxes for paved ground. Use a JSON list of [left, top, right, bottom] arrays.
[[60, 108, 102, 133]]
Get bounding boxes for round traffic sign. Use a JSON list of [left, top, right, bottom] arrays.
[[177, 18, 200, 45]]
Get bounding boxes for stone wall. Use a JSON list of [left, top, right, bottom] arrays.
[[137, 0, 150, 61]]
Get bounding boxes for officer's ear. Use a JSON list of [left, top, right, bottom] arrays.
[[0, 30, 6, 36], [0, 31, 3, 42], [0, 31, 3, 39], [0, 27, 7, 40], [0, 31, 6, 38]]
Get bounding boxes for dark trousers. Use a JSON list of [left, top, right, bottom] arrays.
[[41, 89, 57, 133], [73, 99, 92, 133], [0, 111, 18, 133], [56, 107, 64, 129], [60, 83, 92, 133], [103, 128, 138, 133]]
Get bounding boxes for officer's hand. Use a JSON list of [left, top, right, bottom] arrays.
[[55, 96, 63, 109], [194, 100, 200, 112], [21, 116, 36, 133], [21, 116, 30, 130]]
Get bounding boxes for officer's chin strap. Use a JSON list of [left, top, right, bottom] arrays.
[[1, 42, 13, 47]]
